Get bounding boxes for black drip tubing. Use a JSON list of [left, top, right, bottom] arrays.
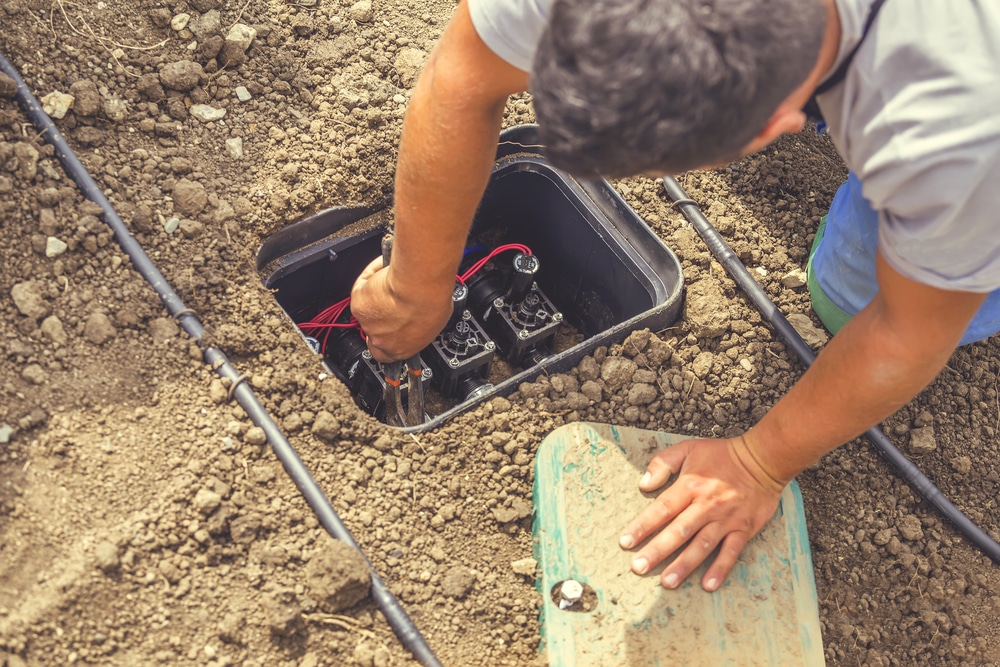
[[661, 175, 1000, 564], [0, 52, 444, 667]]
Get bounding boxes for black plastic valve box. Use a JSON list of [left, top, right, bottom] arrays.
[[257, 125, 684, 430]]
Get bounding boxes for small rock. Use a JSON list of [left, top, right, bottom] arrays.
[[163, 217, 180, 234], [225, 137, 244, 159], [209, 379, 227, 403], [149, 8, 171, 28], [193, 488, 223, 515], [94, 541, 119, 573], [149, 317, 179, 345], [159, 60, 204, 92], [45, 236, 68, 258], [627, 383, 657, 406], [348, 0, 374, 22], [244, 426, 267, 446], [305, 536, 371, 612], [0, 424, 13, 444], [225, 23, 257, 52], [781, 269, 808, 288], [685, 279, 730, 338], [84, 312, 116, 345], [21, 364, 46, 385], [739, 358, 754, 372], [909, 426, 937, 454], [189, 9, 221, 40], [190, 104, 226, 122], [311, 410, 342, 441], [172, 178, 208, 216], [441, 565, 477, 599], [158, 559, 183, 584], [40, 315, 67, 346], [897, 514, 924, 541], [511, 557, 537, 576], [69, 79, 100, 117], [691, 351, 714, 378], [786, 313, 828, 348], [171, 13, 191, 31], [600, 356, 637, 390], [12, 280, 49, 319], [101, 95, 128, 123], [41, 91, 74, 119], [235, 86, 251, 102], [179, 218, 204, 238]]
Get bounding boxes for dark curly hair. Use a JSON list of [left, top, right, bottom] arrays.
[[531, 0, 826, 176]]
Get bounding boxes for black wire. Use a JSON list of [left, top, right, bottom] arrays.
[[661, 175, 1000, 564], [0, 51, 444, 667]]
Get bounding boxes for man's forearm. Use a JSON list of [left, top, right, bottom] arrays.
[[746, 291, 973, 484]]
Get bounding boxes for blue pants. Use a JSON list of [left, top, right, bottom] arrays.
[[811, 172, 1000, 346]]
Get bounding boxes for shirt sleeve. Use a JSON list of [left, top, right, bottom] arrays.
[[467, 0, 553, 72]]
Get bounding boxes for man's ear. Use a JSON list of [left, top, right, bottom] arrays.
[[742, 103, 807, 155]]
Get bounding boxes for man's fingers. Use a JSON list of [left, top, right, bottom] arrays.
[[658, 522, 726, 589], [625, 504, 702, 575], [701, 531, 749, 592], [639, 441, 691, 492], [618, 487, 686, 552]]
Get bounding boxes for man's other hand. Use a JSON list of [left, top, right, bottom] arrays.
[[350, 256, 453, 362], [617, 436, 785, 592]]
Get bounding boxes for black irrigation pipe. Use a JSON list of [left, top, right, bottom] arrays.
[[0, 53, 444, 667], [662, 175, 1000, 564]]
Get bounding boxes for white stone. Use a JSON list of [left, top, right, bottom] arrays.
[[235, 86, 251, 102], [190, 104, 226, 122], [225, 137, 244, 159], [511, 557, 537, 576], [781, 268, 808, 288], [164, 217, 180, 234], [739, 358, 754, 372], [225, 23, 257, 52], [0, 424, 13, 444], [171, 13, 190, 31], [392, 94, 406, 104], [45, 236, 68, 258], [41, 91, 74, 119]]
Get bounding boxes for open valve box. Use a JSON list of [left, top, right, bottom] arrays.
[[256, 125, 685, 430]]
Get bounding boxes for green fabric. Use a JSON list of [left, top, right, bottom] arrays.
[[807, 216, 853, 335]]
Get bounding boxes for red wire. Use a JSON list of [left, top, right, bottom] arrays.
[[297, 242, 531, 353], [460, 243, 532, 282]]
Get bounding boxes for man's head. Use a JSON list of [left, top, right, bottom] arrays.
[[531, 0, 827, 177]]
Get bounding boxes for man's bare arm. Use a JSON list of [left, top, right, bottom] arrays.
[[620, 251, 987, 591], [351, 0, 530, 361]]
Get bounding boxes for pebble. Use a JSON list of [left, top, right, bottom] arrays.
[[311, 410, 342, 441], [193, 488, 222, 515], [163, 217, 180, 234], [348, 0, 374, 23], [392, 93, 406, 104], [244, 426, 267, 446], [235, 86, 251, 102], [190, 104, 226, 122], [11, 280, 50, 319], [40, 315, 67, 346], [45, 236, 68, 258], [511, 557, 537, 576], [41, 91, 74, 119], [739, 358, 754, 372], [909, 426, 937, 454], [83, 311, 118, 345], [225, 23, 257, 52], [781, 268, 808, 288], [171, 13, 191, 31], [0, 424, 14, 444], [225, 137, 244, 159], [21, 364, 46, 384], [786, 313, 828, 349]]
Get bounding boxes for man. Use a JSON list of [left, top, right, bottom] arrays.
[[351, 0, 1000, 592]]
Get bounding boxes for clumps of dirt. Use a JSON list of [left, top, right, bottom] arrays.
[[2, 0, 1000, 665]]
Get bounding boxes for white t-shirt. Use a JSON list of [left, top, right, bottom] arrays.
[[469, 0, 1000, 293]]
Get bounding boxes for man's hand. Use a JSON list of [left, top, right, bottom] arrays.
[[618, 437, 784, 592], [350, 257, 453, 362]]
